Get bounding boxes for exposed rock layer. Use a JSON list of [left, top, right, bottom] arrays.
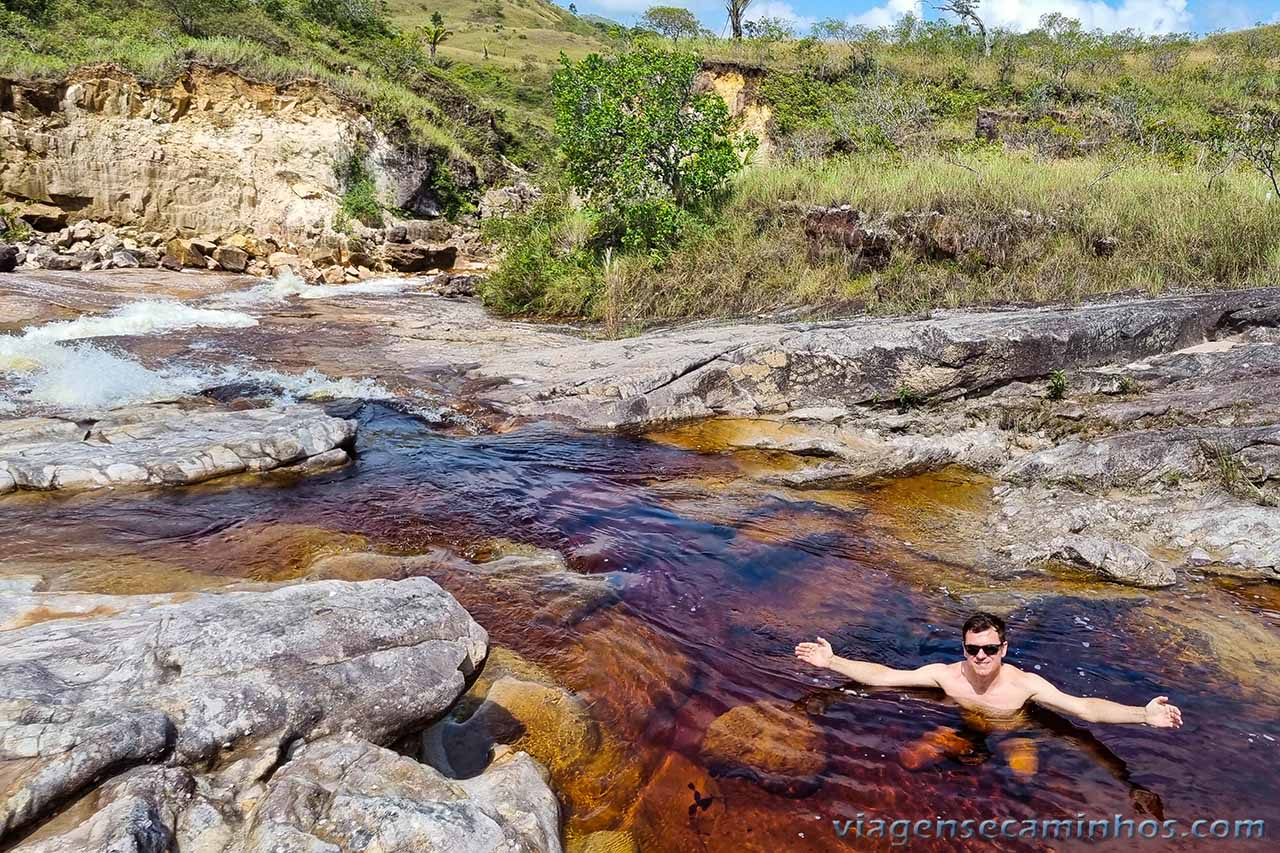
[[0, 403, 356, 494]]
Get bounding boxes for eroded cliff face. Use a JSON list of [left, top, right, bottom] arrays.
[[695, 62, 774, 164], [0, 65, 451, 240]]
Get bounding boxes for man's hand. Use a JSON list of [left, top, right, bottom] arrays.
[[795, 637, 834, 669], [1144, 696, 1183, 729]]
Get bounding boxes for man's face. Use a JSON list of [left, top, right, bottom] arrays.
[[963, 627, 1006, 676]]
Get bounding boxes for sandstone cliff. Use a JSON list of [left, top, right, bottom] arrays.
[[0, 65, 465, 241], [695, 62, 774, 164]]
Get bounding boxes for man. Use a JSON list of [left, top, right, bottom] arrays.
[[794, 612, 1183, 728]]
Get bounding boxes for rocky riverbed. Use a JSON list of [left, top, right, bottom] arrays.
[[1, 269, 1279, 851]]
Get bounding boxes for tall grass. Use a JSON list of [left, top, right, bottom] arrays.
[[606, 151, 1280, 322]]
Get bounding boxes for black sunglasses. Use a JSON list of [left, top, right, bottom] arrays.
[[963, 643, 1003, 657]]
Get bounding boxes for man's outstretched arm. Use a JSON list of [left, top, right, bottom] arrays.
[[795, 637, 944, 688], [1025, 673, 1183, 728]]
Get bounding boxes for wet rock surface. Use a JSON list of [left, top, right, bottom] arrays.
[[0, 402, 356, 493]]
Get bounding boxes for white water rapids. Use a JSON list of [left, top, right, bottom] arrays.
[[0, 272, 410, 413]]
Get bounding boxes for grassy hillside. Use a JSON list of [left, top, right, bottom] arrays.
[[384, 0, 617, 138], [0, 0, 577, 169], [478, 17, 1280, 325]]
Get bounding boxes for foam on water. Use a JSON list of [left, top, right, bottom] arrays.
[[0, 295, 393, 413], [213, 270, 416, 306], [22, 300, 257, 344]]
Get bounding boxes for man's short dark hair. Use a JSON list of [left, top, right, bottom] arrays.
[[962, 611, 1007, 643]]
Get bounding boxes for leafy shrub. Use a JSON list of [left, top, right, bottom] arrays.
[[551, 47, 753, 210], [335, 147, 382, 226], [428, 161, 475, 221], [480, 189, 602, 316], [302, 0, 388, 35]]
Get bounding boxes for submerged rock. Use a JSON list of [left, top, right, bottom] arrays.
[[0, 402, 356, 494], [700, 701, 827, 797]]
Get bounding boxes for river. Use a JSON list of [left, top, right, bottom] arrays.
[[2, 270, 1278, 851]]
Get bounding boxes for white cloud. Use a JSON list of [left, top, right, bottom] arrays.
[[850, 0, 922, 29], [745, 1, 817, 31], [974, 1, 1192, 35]]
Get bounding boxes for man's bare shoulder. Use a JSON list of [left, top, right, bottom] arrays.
[[929, 661, 965, 681], [1002, 665, 1058, 692]]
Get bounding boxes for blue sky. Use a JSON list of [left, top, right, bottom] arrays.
[[557, 0, 1280, 36]]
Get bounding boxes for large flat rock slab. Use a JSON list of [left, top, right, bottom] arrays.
[[0, 577, 488, 841], [0, 403, 356, 493], [471, 288, 1280, 429]]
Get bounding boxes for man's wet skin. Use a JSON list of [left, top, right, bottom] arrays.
[[795, 612, 1183, 726], [795, 612, 1180, 812]]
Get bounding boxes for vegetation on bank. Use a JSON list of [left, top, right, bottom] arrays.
[[3, 1, 1279, 325], [478, 10, 1280, 326]]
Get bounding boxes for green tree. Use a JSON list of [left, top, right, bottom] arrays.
[[1031, 13, 1102, 85], [302, 0, 389, 34], [725, 0, 751, 40], [421, 21, 451, 59], [743, 16, 792, 42], [155, 0, 241, 36], [1, 0, 51, 18], [639, 6, 701, 43], [932, 0, 990, 56], [551, 47, 753, 209], [1224, 106, 1280, 198]]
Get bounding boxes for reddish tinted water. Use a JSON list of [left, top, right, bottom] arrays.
[[4, 403, 1278, 851]]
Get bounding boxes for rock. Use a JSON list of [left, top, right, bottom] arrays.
[[401, 219, 454, 243], [386, 224, 409, 243], [41, 250, 93, 271], [700, 701, 826, 796], [159, 253, 183, 271], [321, 264, 346, 284], [480, 182, 541, 220], [109, 249, 139, 268], [164, 238, 206, 268], [266, 251, 302, 270], [1162, 504, 1280, 581], [245, 735, 561, 853], [212, 245, 249, 273], [1092, 236, 1118, 257], [381, 241, 458, 273], [804, 206, 893, 271], [474, 287, 1280, 430], [0, 576, 489, 840], [1001, 424, 1280, 489], [0, 244, 16, 272], [1042, 535, 1176, 587], [0, 403, 357, 493], [0, 68, 454, 244]]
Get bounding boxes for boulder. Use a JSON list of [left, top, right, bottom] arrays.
[[159, 253, 184, 271], [0, 576, 489, 840], [381, 241, 458, 273], [164, 238, 206, 269], [45, 250, 94, 271], [212, 245, 249, 273], [245, 735, 562, 853], [109, 249, 139, 268], [0, 244, 16, 273]]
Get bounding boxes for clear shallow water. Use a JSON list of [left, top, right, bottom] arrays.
[[5, 403, 1279, 851]]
